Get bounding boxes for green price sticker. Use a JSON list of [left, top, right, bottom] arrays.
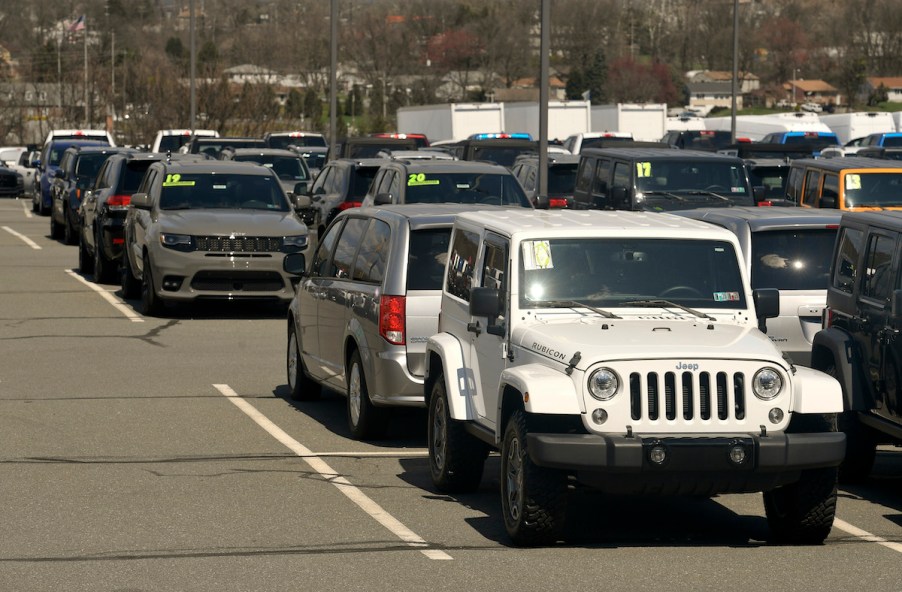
[[163, 173, 196, 187], [407, 173, 440, 186]]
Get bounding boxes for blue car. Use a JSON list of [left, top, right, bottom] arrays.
[[759, 131, 840, 157], [33, 139, 107, 215], [859, 132, 902, 148]]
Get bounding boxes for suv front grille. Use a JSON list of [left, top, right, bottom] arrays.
[[629, 370, 746, 422], [195, 236, 282, 253]]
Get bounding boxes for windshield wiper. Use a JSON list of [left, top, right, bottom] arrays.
[[543, 300, 621, 319], [680, 190, 730, 202], [621, 299, 715, 321], [642, 190, 686, 202]]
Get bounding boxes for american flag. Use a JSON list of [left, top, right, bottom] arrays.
[[68, 15, 86, 32]]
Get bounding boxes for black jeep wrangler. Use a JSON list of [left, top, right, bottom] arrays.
[[811, 211, 902, 482]]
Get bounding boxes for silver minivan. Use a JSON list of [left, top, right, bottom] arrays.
[[675, 206, 841, 366], [284, 204, 497, 439]]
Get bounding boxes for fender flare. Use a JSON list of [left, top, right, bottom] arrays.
[[425, 333, 474, 421], [811, 327, 869, 411], [499, 364, 582, 416]]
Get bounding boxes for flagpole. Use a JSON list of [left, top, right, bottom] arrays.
[[84, 17, 89, 126]]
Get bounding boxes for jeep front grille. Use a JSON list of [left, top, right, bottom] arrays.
[[629, 371, 746, 422], [195, 236, 282, 253]]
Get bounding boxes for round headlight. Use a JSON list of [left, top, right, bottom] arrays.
[[588, 368, 619, 401], [753, 367, 783, 400]]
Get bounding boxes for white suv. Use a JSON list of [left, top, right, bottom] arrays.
[[424, 209, 845, 546]]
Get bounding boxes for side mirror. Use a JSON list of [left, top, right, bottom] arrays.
[[313, 186, 326, 195], [753, 186, 766, 203], [283, 252, 307, 275], [611, 186, 631, 210], [130, 192, 152, 210], [293, 181, 308, 195], [753, 288, 780, 333], [533, 195, 550, 210], [293, 193, 311, 209], [469, 286, 501, 318], [374, 192, 393, 205]]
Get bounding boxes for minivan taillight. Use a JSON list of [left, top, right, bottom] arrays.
[[338, 201, 362, 211], [107, 194, 131, 209], [379, 295, 406, 345]]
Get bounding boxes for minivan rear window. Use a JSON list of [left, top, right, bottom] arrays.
[[751, 229, 837, 291], [407, 228, 452, 290]]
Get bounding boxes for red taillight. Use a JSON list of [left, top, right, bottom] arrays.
[[379, 295, 406, 345], [107, 194, 132, 209], [548, 197, 569, 208], [338, 201, 362, 211], [757, 200, 773, 207], [823, 307, 835, 329]]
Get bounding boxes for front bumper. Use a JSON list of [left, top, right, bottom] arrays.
[[527, 430, 845, 494]]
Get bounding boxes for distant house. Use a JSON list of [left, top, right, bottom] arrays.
[[863, 76, 902, 103], [224, 65, 280, 85], [784, 79, 841, 106], [492, 75, 567, 102], [686, 81, 743, 112], [688, 70, 760, 94]]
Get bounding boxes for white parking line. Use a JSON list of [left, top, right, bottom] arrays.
[[64, 269, 144, 323], [2, 226, 41, 249], [214, 384, 452, 561], [834, 518, 902, 554], [19, 200, 33, 218]]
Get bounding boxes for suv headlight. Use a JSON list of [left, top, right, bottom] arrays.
[[752, 367, 783, 400], [588, 368, 619, 401], [160, 233, 194, 251], [282, 235, 308, 252]]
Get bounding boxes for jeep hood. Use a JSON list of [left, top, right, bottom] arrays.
[[512, 317, 786, 366], [159, 210, 307, 236]]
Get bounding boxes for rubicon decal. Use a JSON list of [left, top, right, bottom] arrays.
[[531, 342, 567, 361]]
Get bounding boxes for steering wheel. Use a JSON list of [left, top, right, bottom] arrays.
[[660, 285, 704, 299], [705, 185, 727, 192]]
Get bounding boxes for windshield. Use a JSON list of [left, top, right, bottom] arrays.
[[751, 229, 836, 291], [635, 159, 751, 203], [883, 136, 902, 147], [782, 134, 839, 147], [268, 135, 327, 149], [469, 145, 536, 167], [843, 172, 902, 207], [158, 135, 190, 152], [159, 173, 289, 211], [300, 151, 327, 171], [405, 172, 532, 207], [682, 131, 733, 150], [233, 155, 308, 180], [747, 165, 790, 200], [519, 238, 746, 310], [75, 153, 111, 179]]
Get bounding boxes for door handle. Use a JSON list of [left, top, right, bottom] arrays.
[[467, 321, 481, 336]]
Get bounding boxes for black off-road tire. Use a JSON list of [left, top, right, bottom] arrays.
[[764, 413, 839, 545], [287, 322, 321, 401], [501, 409, 568, 547], [78, 232, 94, 275], [821, 361, 877, 483], [345, 350, 389, 440], [120, 250, 141, 299], [427, 374, 488, 493]]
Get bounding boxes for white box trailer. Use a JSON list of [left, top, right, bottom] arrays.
[[704, 113, 833, 141], [818, 111, 896, 145], [891, 111, 902, 132], [666, 115, 706, 131], [502, 100, 591, 142], [590, 103, 667, 141], [396, 103, 505, 143]]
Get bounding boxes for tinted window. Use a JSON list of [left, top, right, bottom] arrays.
[[352, 219, 391, 284], [75, 153, 111, 179], [119, 161, 155, 193], [802, 170, 821, 205], [843, 172, 902, 207], [832, 227, 864, 293], [407, 228, 452, 291], [331, 218, 369, 279], [403, 172, 530, 207], [635, 159, 748, 197], [547, 163, 578, 195], [469, 145, 535, 167], [747, 165, 790, 200], [158, 173, 288, 211], [750, 229, 836, 291], [519, 238, 746, 310], [883, 136, 902, 148], [348, 166, 379, 199], [575, 158, 593, 193], [446, 229, 480, 300], [268, 135, 327, 149], [158, 135, 190, 152], [311, 219, 343, 277], [233, 154, 308, 180], [862, 233, 895, 303]]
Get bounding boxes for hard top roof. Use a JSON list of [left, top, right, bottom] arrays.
[[155, 160, 274, 175], [675, 206, 842, 230], [385, 159, 511, 173], [224, 148, 300, 156], [791, 156, 902, 171], [839, 210, 902, 229], [343, 203, 510, 229], [581, 147, 743, 161]]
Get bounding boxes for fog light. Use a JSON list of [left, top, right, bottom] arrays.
[[729, 444, 747, 465], [648, 444, 667, 465], [768, 408, 784, 424], [162, 276, 184, 291], [591, 408, 608, 425]]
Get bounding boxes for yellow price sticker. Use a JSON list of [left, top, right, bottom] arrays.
[[845, 174, 862, 190], [408, 173, 440, 186], [163, 173, 195, 187], [636, 162, 652, 178]]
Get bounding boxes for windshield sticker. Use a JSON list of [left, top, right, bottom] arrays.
[[731, 186, 746, 193], [162, 173, 195, 187], [846, 174, 862, 190], [713, 292, 740, 302], [212, 184, 227, 190], [636, 162, 652, 178], [408, 173, 440, 186], [522, 240, 554, 270]]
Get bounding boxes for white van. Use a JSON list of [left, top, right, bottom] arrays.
[[150, 129, 219, 153], [818, 111, 896, 145], [705, 113, 833, 142]]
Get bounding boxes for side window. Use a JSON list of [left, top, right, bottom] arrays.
[[331, 217, 368, 279], [388, 171, 402, 198], [139, 169, 159, 199], [832, 227, 864, 294], [785, 167, 804, 203], [612, 161, 631, 190], [445, 228, 480, 301], [352, 219, 391, 283], [822, 174, 839, 206], [310, 166, 330, 194], [862, 233, 895, 303], [372, 171, 390, 195], [310, 219, 344, 277], [480, 239, 509, 321], [575, 158, 593, 194], [592, 158, 612, 208], [802, 170, 821, 207], [92, 161, 109, 190]]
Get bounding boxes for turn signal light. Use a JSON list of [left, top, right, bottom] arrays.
[[379, 295, 406, 345]]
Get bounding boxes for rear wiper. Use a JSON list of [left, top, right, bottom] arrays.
[[621, 299, 715, 321], [643, 190, 686, 202], [544, 300, 621, 319]]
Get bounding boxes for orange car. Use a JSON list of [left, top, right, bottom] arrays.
[[785, 157, 902, 210]]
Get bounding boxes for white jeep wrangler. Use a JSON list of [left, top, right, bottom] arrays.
[[424, 209, 846, 546]]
